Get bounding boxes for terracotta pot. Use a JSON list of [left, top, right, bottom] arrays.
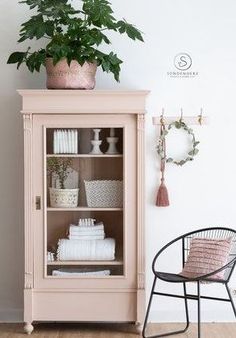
[[46, 58, 97, 89]]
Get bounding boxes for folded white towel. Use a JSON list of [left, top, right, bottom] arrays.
[[53, 130, 57, 154], [52, 269, 111, 276], [57, 238, 115, 261], [69, 224, 104, 233], [69, 229, 105, 236], [69, 234, 105, 240], [53, 129, 79, 154], [75, 130, 78, 154], [47, 251, 55, 262], [78, 218, 96, 227]]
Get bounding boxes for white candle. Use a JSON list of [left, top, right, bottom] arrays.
[[110, 128, 115, 137]]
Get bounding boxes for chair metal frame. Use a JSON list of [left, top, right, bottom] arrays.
[[142, 227, 236, 338]]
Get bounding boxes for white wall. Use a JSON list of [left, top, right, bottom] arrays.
[[1, 0, 236, 322]]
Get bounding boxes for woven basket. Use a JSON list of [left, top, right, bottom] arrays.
[[49, 188, 79, 208], [84, 180, 123, 208]]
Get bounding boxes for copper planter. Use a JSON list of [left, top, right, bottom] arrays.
[[46, 58, 97, 89]]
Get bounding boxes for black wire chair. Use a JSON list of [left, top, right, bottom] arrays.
[[142, 227, 236, 338]]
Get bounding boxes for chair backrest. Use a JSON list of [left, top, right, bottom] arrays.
[[182, 227, 236, 281]]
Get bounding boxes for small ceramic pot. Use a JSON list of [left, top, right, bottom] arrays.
[[46, 58, 97, 89]]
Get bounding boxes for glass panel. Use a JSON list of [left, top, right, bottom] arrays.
[[45, 128, 124, 278]]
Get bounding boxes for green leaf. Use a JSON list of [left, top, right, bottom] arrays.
[[101, 59, 110, 72], [7, 52, 26, 64], [18, 14, 48, 41], [25, 49, 46, 72], [35, 24, 46, 39], [83, 0, 116, 29], [45, 21, 55, 37], [175, 121, 181, 129], [188, 148, 199, 156], [117, 20, 144, 41]]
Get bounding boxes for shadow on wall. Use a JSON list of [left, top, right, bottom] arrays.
[[0, 64, 45, 321]]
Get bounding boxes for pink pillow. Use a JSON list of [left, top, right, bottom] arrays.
[[180, 237, 232, 280]]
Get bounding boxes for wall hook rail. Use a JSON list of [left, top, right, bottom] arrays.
[[152, 109, 209, 126]]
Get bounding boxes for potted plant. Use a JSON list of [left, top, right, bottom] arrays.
[[7, 0, 144, 89], [47, 157, 79, 208]]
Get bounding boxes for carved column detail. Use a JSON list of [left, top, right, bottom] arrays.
[[137, 113, 145, 290], [23, 113, 33, 289]]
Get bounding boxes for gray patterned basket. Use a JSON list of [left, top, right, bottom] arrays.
[[84, 180, 123, 208]]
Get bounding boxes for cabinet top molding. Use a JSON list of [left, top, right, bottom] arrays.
[[18, 89, 150, 96], [18, 89, 150, 115]]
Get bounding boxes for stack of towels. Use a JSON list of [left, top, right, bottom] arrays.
[[69, 223, 105, 240], [53, 129, 78, 154], [57, 218, 115, 261]]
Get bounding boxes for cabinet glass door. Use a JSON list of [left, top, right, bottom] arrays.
[[45, 127, 124, 278]]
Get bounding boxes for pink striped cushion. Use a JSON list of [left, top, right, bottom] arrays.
[[180, 237, 232, 280]]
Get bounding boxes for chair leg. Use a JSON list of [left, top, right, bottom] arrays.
[[197, 281, 201, 338], [225, 283, 236, 319], [142, 280, 190, 338], [183, 282, 190, 330], [142, 276, 157, 338]]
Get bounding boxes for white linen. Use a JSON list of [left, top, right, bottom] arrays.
[[69, 229, 105, 236], [47, 251, 55, 262], [78, 218, 96, 227], [53, 129, 78, 154], [69, 234, 105, 240], [69, 224, 104, 233], [57, 238, 115, 261], [52, 269, 111, 276], [53, 130, 58, 154], [68, 223, 105, 240]]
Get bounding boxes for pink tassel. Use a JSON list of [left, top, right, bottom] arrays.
[[156, 119, 170, 207], [156, 179, 169, 207]]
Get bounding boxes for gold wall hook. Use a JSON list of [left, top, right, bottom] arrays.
[[160, 108, 165, 125], [180, 108, 184, 122], [198, 108, 203, 125]]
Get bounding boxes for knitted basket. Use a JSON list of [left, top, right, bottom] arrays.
[[49, 188, 79, 208], [84, 180, 123, 208]]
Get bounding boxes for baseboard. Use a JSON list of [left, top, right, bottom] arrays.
[[0, 309, 23, 323], [0, 308, 234, 324]]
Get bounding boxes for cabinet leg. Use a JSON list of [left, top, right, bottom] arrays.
[[135, 322, 143, 335], [24, 323, 34, 335]]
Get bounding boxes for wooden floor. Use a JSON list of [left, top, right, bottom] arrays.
[[0, 323, 236, 337]]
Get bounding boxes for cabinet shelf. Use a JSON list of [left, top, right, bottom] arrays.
[[46, 154, 123, 158], [47, 207, 123, 212], [47, 259, 123, 266]]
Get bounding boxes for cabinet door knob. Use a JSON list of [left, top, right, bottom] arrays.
[[35, 196, 41, 210]]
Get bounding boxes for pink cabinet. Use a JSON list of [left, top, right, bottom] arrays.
[[19, 90, 148, 334]]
